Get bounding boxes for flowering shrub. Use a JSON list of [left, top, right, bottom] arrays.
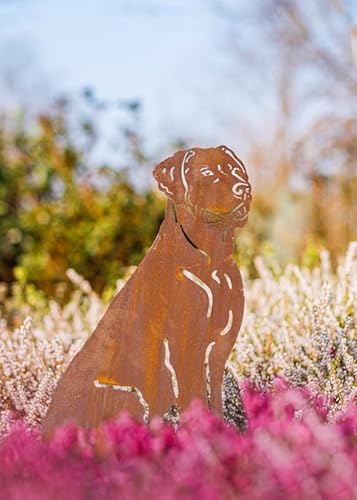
[[0, 384, 355, 500], [231, 242, 357, 420], [1, 245, 355, 430], [0, 245, 355, 498]]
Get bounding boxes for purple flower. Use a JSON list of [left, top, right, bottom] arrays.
[[0, 381, 355, 499]]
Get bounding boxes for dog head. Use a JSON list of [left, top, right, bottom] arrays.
[[153, 146, 252, 228]]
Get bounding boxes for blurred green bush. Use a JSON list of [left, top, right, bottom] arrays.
[[0, 98, 355, 299], [0, 110, 164, 296]]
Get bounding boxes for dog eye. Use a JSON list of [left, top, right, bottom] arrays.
[[202, 170, 214, 177]]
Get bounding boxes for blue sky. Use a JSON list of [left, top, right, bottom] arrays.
[[0, 0, 356, 174], [1, 0, 248, 153]]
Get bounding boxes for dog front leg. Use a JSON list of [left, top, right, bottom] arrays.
[[205, 344, 226, 416]]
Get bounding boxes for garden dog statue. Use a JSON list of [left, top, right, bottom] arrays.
[[43, 146, 252, 433]]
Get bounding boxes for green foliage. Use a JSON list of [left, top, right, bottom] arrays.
[[0, 93, 354, 298], [0, 109, 165, 296]]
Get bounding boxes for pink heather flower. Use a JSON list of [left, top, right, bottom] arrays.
[[0, 383, 355, 499]]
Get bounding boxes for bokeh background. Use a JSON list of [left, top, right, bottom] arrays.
[[1, 0, 356, 298]]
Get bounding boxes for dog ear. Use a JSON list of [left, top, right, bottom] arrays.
[[153, 150, 189, 204]]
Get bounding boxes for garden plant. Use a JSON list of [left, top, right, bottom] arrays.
[[0, 244, 355, 499]]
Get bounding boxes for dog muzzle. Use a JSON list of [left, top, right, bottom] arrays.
[[203, 202, 249, 228]]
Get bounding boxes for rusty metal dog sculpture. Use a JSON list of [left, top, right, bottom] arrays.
[[43, 145, 252, 433]]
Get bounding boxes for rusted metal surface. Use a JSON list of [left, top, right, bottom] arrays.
[[43, 145, 252, 434]]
